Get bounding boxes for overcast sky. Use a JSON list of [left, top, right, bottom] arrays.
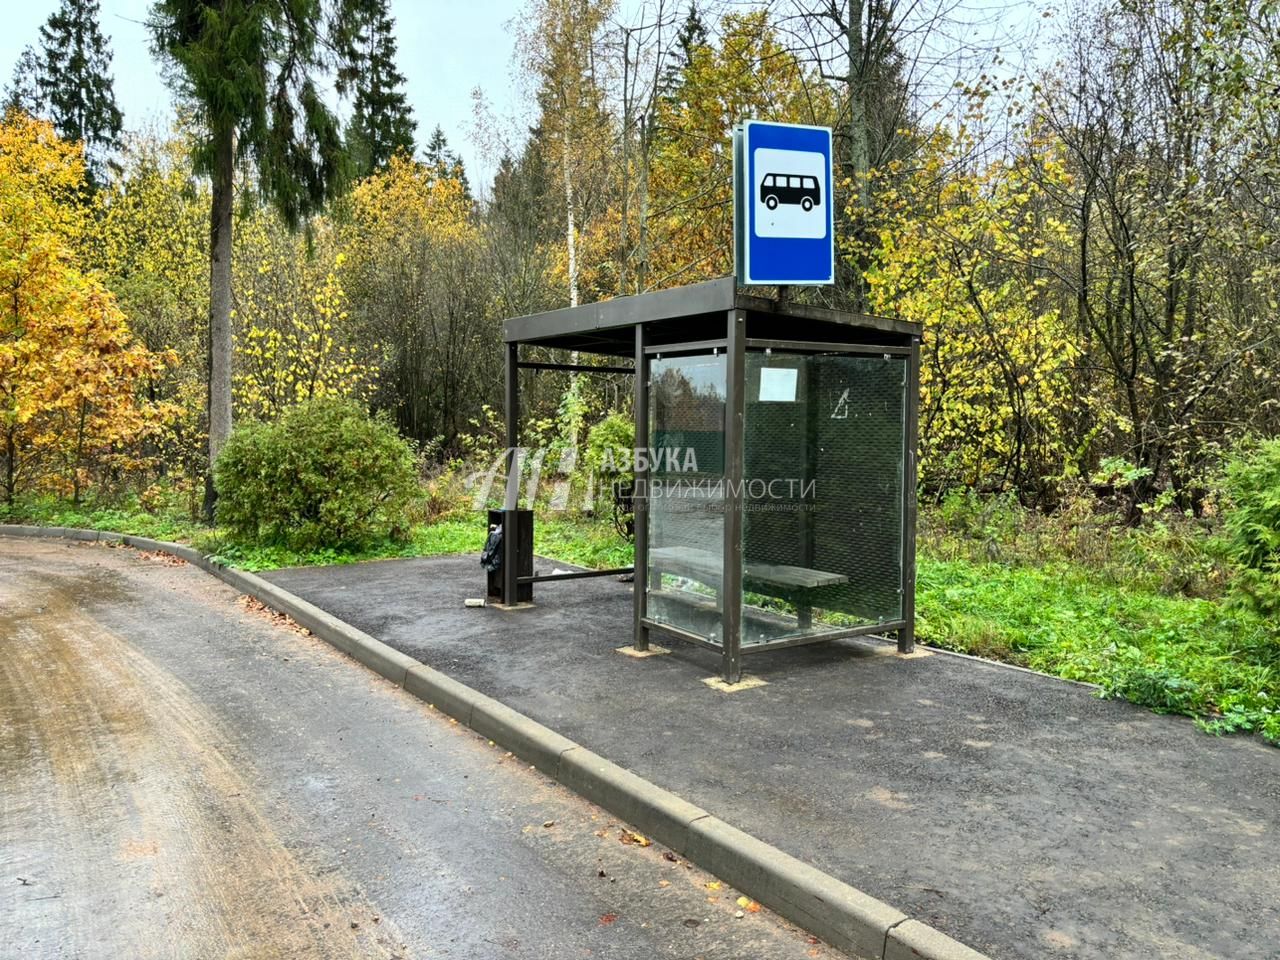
[[0, 0, 529, 191], [2, 1, 1051, 193]]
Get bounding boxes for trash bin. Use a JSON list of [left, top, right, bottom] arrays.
[[485, 508, 533, 603]]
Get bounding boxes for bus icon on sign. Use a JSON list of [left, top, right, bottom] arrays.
[[760, 173, 820, 212], [750, 146, 827, 241]]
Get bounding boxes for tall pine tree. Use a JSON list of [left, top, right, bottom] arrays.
[[3, 47, 44, 116], [150, 0, 357, 518], [423, 125, 469, 196], [36, 0, 124, 181], [337, 0, 416, 179]]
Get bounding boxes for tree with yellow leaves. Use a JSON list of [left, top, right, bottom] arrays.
[[231, 216, 376, 420], [863, 128, 1103, 500], [645, 11, 833, 290], [519, 0, 616, 309], [88, 122, 208, 362], [340, 153, 495, 448], [0, 110, 174, 504], [83, 124, 211, 506]]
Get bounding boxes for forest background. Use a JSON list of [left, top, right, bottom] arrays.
[[4, 0, 1280, 742]]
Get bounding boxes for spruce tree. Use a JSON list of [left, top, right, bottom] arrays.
[[150, 0, 357, 518], [423, 125, 469, 196], [661, 3, 708, 97], [3, 47, 45, 117], [337, 0, 416, 179], [37, 0, 124, 181]]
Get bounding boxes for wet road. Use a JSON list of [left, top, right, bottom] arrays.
[[0, 537, 838, 960]]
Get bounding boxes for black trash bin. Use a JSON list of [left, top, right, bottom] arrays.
[[485, 508, 533, 603]]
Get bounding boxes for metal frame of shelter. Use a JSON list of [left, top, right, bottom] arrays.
[[496, 276, 922, 683]]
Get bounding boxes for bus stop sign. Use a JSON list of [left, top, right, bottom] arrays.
[[733, 120, 835, 286]]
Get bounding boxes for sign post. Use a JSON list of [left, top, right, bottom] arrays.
[[733, 120, 835, 286]]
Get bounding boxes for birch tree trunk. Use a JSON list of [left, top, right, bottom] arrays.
[[847, 0, 869, 310], [563, 128, 579, 309], [561, 127, 584, 450]]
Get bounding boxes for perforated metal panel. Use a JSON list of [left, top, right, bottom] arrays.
[[742, 352, 905, 640], [810, 354, 905, 621]]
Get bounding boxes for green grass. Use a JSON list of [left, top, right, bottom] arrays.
[[2, 494, 209, 543], [917, 557, 1279, 743], [207, 518, 490, 571], [6, 492, 1276, 743], [535, 516, 634, 569], [1, 496, 632, 573], [206, 514, 635, 572]]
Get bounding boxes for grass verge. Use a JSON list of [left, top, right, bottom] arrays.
[[1, 499, 630, 574], [4, 496, 1275, 743], [918, 558, 1279, 743]]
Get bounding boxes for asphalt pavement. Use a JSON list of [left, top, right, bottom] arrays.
[[0, 537, 839, 960], [265, 552, 1280, 960]]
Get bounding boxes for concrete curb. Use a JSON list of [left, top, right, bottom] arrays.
[[886, 920, 991, 960], [2, 525, 992, 960]]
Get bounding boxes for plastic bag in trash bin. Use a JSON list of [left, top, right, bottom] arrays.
[[480, 524, 503, 572]]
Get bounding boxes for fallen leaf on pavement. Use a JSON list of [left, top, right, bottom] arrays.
[[736, 896, 761, 912], [619, 830, 651, 847]]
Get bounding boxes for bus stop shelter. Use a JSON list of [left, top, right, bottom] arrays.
[[495, 277, 921, 684]]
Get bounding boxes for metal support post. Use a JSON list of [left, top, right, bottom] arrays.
[[502, 341, 521, 606], [898, 335, 920, 652], [721, 309, 746, 682], [633, 324, 650, 650]]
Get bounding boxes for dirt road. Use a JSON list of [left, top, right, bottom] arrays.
[[0, 537, 836, 960]]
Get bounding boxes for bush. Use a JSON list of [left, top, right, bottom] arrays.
[[1223, 438, 1280, 617], [584, 412, 637, 536], [214, 399, 419, 551], [584, 412, 636, 484]]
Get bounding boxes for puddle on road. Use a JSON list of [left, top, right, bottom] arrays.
[[0, 556, 404, 959]]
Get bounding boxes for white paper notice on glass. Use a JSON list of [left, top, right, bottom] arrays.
[[759, 367, 798, 402]]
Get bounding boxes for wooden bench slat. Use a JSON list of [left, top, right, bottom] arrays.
[[649, 546, 847, 590]]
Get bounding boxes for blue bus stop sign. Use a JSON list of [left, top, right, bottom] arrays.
[[733, 120, 835, 286]]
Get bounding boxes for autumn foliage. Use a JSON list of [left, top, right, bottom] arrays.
[[5, 0, 1280, 523], [231, 214, 376, 421], [0, 111, 174, 503], [864, 132, 1092, 498]]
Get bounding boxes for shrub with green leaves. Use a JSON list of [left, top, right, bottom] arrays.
[[584, 412, 636, 483], [214, 399, 419, 551], [1223, 438, 1280, 618]]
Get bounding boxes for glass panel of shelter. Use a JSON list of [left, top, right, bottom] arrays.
[[642, 344, 908, 652], [644, 352, 728, 646]]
